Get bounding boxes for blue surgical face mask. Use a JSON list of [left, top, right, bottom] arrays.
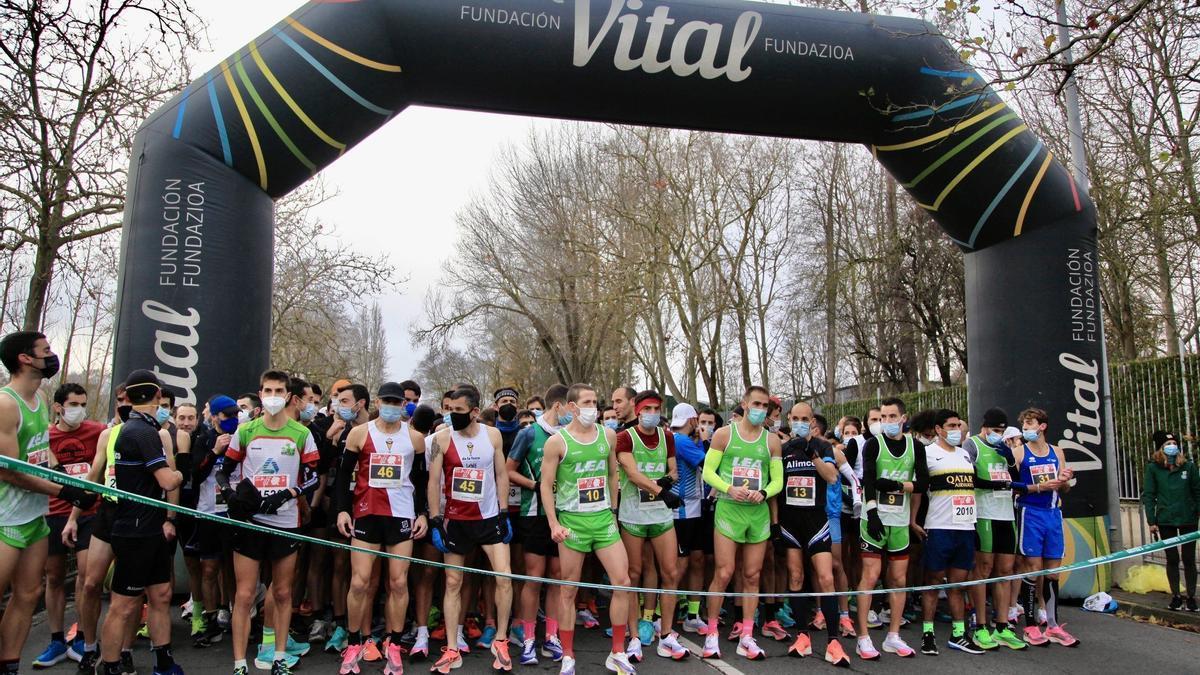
[[443, 412, 453, 428], [533, 409, 543, 418], [640, 412, 661, 429], [1022, 429, 1039, 442], [747, 408, 767, 426], [833, 427, 842, 440], [1164, 444, 1180, 457], [404, 402, 417, 418], [218, 417, 238, 434], [379, 404, 404, 424], [155, 407, 171, 425], [558, 410, 574, 425], [792, 422, 811, 438], [299, 402, 317, 422], [882, 421, 902, 437], [338, 405, 357, 421], [603, 419, 619, 431], [986, 431, 1003, 445], [945, 430, 963, 446]]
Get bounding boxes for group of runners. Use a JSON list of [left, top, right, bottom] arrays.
[[0, 329, 1083, 675]]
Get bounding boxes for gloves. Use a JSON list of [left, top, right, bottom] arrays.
[[259, 489, 292, 515], [226, 479, 262, 521], [659, 489, 683, 509], [655, 476, 675, 491], [770, 523, 785, 548], [429, 515, 449, 554], [59, 485, 97, 510], [866, 506, 885, 542], [875, 478, 903, 493], [498, 513, 513, 544]]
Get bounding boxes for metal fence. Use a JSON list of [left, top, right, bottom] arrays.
[[820, 353, 1200, 502]]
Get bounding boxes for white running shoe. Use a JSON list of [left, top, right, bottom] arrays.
[[866, 610, 882, 628], [656, 633, 689, 660], [625, 638, 643, 663], [559, 655, 576, 675], [682, 617, 706, 634], [702, 633, 720, 659], [1036, 609, 1048, 625], [605, 651, 637, 674], [736, 634, 766, 660], [882, 633, 915, 657]]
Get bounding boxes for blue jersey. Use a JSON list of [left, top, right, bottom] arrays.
[[671, 432, 705, 519], [1017, 444, 1061, 510]]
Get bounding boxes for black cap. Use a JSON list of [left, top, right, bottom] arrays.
[[123, 369, 162, 392], [377, 381, 406, 401], [982, 407, 1008, 428], [1152, 430, 1176, 449]]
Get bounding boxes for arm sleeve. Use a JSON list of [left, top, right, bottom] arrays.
[[298, 461, 319, 500], [1141, 463, 1157, 525], [334, 451, 357, 515], [764, 456, 784, 498], [911, 443, 929, 493], [702, 448, 731, 494], [838, 461, 860, 491], [411, 452, 430, 513], [861, 438, 879, 503], [215, 435, 242, 491]]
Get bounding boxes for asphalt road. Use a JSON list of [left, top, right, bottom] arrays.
[[20, 601, 1200, 674]]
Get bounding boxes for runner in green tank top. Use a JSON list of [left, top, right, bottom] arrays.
[[0, 331, 97, 666], [540, 383, 636, 675], [699, 385, 784, 662], [614, 390, 689, 660]]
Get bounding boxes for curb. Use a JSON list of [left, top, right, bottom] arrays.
[[1110, 590, 1200, 633]]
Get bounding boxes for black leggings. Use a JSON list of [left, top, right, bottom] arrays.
[[1159, 523, 1198, 598]]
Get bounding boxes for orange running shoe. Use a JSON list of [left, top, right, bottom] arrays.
[[825, 639, 850, 667], [363, 638, 383, 662], [490, 639, 512, 671], [788, 633, 812, 657], [430, 647, 462, 674]]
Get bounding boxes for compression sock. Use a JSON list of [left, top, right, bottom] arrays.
[[1022, 579, 1039, 627], [923, 621, 934, 634], [687, 600, 700, 618], [1044, 579, 1060, 628], [707, 618, 718, 635], [261, 627, 275, 646], [612, 625, 626, 652], [642, 607, 655, 622], [952, 620, 965, 638], [546, 617, 559, 637], [763, 601, 778, 622], [522, 621, 535, 641], [560, 629, 575, 657], [788, 593, 811, 633], [821, 595, 840, 639]]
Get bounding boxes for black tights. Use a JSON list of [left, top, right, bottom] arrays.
[[1159, 524, 1198, 598]]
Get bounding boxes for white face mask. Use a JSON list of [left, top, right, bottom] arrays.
[[868, 422, 882, 436], [262, 396, 287, 416], [577, 407, 599, 425], [237, 409, 251, 423], [62, 407, 87, 427]]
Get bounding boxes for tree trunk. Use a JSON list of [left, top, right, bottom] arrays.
[[22, 239, 55, 331]]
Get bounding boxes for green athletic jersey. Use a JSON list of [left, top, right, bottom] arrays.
[[553, 424, 611, 514], [103, 424, 122, 504], [518, 424, 550, 517], [618, 427, 671, 526], [716, 424, 768, 502], [873, 433, 914, 527], [971, 435, 1014, 521], [0, 386, 51, 526]]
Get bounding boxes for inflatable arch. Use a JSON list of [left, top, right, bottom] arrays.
[[115, 0, 1111, 590]]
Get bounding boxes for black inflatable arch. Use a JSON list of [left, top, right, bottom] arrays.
[[116, 0, 1110, 576]]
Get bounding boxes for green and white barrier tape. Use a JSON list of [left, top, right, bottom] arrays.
[[3, 455, 1194, 599]]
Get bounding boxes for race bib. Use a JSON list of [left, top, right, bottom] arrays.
[[639, 487, 663, 504], [368, 453, 404, 489], [451, 467, 485, 503], [508, 485, 522, 507], [576, 476, 608, 512], [989, 465, 1010, 482], [732, 466, 761, 492], [64, 462, 90, 477], [1030, 463, 1057, 484], [252, 474, 291, 496], [785, 476, 816, 507], [27, 449, 48, 466], [952, 494, 976, 524], [878, 491, 906, 513]]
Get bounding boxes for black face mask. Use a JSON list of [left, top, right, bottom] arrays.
[[498, 403, 517, 421], [34, 353, 59, 379], [450, 411, 473, 431], [117, 404, 133, 422]]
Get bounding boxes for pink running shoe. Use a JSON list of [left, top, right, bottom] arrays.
[[1023, 625, 1049, 646], [761, 620, 790, 642], [1044, 625, 1079, 647], [339, 643, 364, 674]]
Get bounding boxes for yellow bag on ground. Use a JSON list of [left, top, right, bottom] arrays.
[[1121, 564, 1171, 594]]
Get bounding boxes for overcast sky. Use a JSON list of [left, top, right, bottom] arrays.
[[190, 0, 554, 381]]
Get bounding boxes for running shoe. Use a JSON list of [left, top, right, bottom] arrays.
[[559, 655, 576, 675], [736, 634, 766, 660], [701, 633, 720, 659], [856, 637, 880, 661], [285, 634, 311, 657], [410, 633, 430, 660], [1169, 595, 1185, 611], [825, 639, 850, 667], [625, 638, 643, 663], [1023, 625, 1049, 646], [338, 644, 364, 674], [761, 620, 789, 642], [137, 623, 150, 639], [77, 649, 99, 673], [811, 610, 826, 631], [217, 609, 232, 632], [363, 638, 383, 662], [881, 633, 914, 657], [920, 631, 938, 655], [993, 626, 1027, 650], [476, 625, 497, 649], [190, 613, 208, 647], [67, 637, 85, 663], [656, 633, 689, 660], [787, 632, 812, 657], [604, 651, 636, 674], [66, 623, 78, 643], [1036, 608, 1048, 625], [866, 610, 882, 628], [1188, 597, 1198, 612], [519, 638, 538, 666], [948, 634, 984, 654], [637, 619, 654, 645], [383, 641, 405, 675], [430, 625, 446, 641], [232, 666, 247, 675], [508, 625, 524, 644], [181, 598, 193, 621], [540, 634, 563, 661], [120, 650, 137, 674], [491, 639, 512, 671], [33, 639, 69, 668], [1007, 606, 1021, 624], [576, 609, 599, 629], [972, 626, 999, 650], [879, 608, 910, 627], [254, 646, 299, 670], [838, 615, 856, 637], [725, 620, 743, 642], [682, 617, 707, 634], [327, 626, 350, 653], [455, 629, 470, 655], [269, 658, 293, 675], [153, 665, 185, 675], [1044, 625, 1079, 647], [296, 600, 315, 617], [429, 647, 462, 674], [465, 618, 483, 641]]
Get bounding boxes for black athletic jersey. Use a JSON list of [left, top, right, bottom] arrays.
[[112, 411, 170, 536], [841, 437, 861, 511], [781, 436, 833, 512]]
